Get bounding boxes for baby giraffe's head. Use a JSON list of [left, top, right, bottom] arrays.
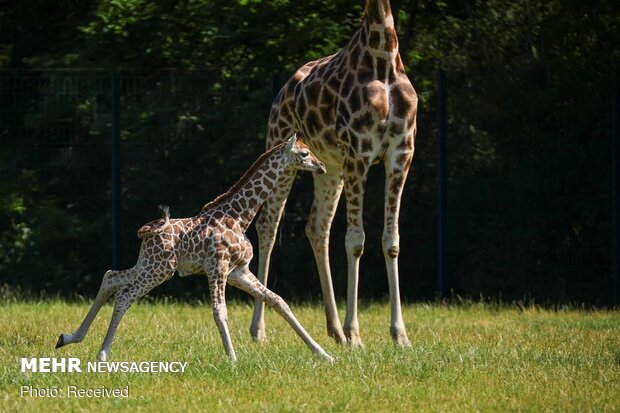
[[284, 133, 327, 174]]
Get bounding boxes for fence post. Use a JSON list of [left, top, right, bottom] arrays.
[[437, 69, 448, 300], [613, 62, 619, 305], [111, 71, 122, 269]]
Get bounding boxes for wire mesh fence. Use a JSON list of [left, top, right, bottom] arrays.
[[0, 68, 615, 304]]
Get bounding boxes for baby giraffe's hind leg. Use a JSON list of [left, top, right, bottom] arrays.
[[229, 265, 334, 362], [98, 270, 173, 361], [56, 269, 130, 349]]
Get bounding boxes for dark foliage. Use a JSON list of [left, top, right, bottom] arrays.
[[0, 0, 617, 304]]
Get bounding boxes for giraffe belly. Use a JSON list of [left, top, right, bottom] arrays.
[[175, 252, 206, 277]]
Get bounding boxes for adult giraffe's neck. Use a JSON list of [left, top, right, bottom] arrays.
[[352, 0, 403, 81], [361, 0, 398, 54], [363, 0, 393, 26], [201, 143, 288, 231]]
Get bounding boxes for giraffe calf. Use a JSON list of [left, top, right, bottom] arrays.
[[56, 135, 334, 363]]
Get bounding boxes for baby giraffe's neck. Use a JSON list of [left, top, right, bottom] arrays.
[[201, 143, 288, 231]]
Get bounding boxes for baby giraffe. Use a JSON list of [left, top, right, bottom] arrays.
[[56, 134, 334, 363]]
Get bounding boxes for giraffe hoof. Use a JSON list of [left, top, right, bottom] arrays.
[[55, 334, 65, 349], [328, 328, 347, 345], [250, 328, 267, 343], [322, 353, 336, 364], [346, 334, 364, 348], [348, 339, 365, 348], [332, 335, 347, 345], [391, 331, 412, 348]]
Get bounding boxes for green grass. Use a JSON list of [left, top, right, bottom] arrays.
[[0, 299, 618, 412]]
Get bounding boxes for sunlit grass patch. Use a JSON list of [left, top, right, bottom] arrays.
[[1, 299, 618, 412]]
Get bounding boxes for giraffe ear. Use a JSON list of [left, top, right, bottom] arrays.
[[284, 133, 298, 153]]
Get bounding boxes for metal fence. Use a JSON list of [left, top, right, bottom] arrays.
[[0, 69, 282, 297], [0, 68, 616, 304]]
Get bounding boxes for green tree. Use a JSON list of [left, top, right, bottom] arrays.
[[0, 0, 617, 303]]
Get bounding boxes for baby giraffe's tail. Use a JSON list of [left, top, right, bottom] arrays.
[[137, 204, 171, 239], [159, 204, 170, 221]]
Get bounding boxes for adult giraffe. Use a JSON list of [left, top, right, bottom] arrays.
[[251, 0, 417, 346]]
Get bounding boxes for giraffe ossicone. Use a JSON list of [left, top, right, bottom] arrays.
[[251, 0, 416, 347], [56, 134, 334, 363]]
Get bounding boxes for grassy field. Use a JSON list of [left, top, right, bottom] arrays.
[[0, 299, 618, 412]]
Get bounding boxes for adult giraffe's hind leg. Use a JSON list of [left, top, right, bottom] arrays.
[[382, 144, 413, 347], [250, 168, 297, 341], [56, 269, 130, 349], [305, 169, 347, 343]]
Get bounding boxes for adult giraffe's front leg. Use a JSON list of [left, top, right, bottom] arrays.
[[342, 155, 370, 347], [305, 168, 346, 343], [382, 141, 413, 347], [250, 168, 297, 341]]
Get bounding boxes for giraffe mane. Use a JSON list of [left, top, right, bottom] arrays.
[[201, 141, 287, 212]]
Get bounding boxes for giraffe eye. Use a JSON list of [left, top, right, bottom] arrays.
[[300, 150, 309, 158]]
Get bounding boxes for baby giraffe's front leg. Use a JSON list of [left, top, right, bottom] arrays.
[[228, 264, 334, 362], [206, 255, 237, 362]]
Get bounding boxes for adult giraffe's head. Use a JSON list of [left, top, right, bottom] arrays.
[[284, 134, 327, 174]]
